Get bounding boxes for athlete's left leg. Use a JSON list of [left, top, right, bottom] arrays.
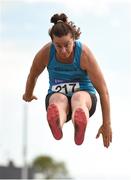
[[71, 91, 92, 145], [45, 93, 69, 140]]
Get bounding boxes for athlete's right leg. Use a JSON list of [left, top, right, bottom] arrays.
[[46, 93, 69, 140], [71, 91, 92, 145]]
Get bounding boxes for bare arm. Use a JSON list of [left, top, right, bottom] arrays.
[[23, 43, 51, 102], [81, 44, 112, 148]]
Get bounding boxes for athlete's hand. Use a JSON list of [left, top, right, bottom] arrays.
[[96, 124, 112, 148], [22, 94, 38, 102]]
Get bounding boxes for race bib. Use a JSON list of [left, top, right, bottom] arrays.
[[52, 82, 80, 94]]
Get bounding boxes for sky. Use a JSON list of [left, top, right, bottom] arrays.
[[0, 0, 131, 179]]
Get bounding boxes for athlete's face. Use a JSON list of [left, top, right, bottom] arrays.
[[52, 33, 74, 60]]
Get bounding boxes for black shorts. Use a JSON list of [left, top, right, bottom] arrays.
[[45, 92, 97, 122]]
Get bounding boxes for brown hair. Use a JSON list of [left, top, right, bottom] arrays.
[[49, 13, 81, 40]]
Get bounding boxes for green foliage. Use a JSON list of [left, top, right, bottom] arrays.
[[32, 155, 69, 179]]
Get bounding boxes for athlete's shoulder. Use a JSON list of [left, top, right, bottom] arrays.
[[80, 43, 94, 70], [38, 42, 52, 55], [75, 41, 88, 53], [35, 42, 52, 66], [80, 42, 88, 54], [79, 42, 89, 61]]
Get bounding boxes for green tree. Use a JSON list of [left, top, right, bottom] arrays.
[[32, 155, 70, 179]]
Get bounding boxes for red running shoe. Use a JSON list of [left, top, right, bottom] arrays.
[[74, 108, 87, 145], [47, 103, 63, 140]]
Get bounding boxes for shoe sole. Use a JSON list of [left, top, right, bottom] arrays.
[[74, 108, 87, 145], [47, 104, 63, 140]]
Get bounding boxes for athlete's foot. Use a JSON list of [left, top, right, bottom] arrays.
[[47, 103, 63, 140], [74, 108, 87, 145]]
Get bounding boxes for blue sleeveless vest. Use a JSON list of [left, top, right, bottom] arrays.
[[47, 41, 96, 96]]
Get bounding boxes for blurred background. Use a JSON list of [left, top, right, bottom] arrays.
[[0, 0, 131, 179]]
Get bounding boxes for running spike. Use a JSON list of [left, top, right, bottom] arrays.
[[47, 104, 63, 140], [74, 108, 87, 145]]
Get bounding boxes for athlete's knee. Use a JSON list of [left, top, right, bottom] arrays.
[[71, 91, 84, 102], [71, 91, 92, 109], [49, 93, 68, 104]]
